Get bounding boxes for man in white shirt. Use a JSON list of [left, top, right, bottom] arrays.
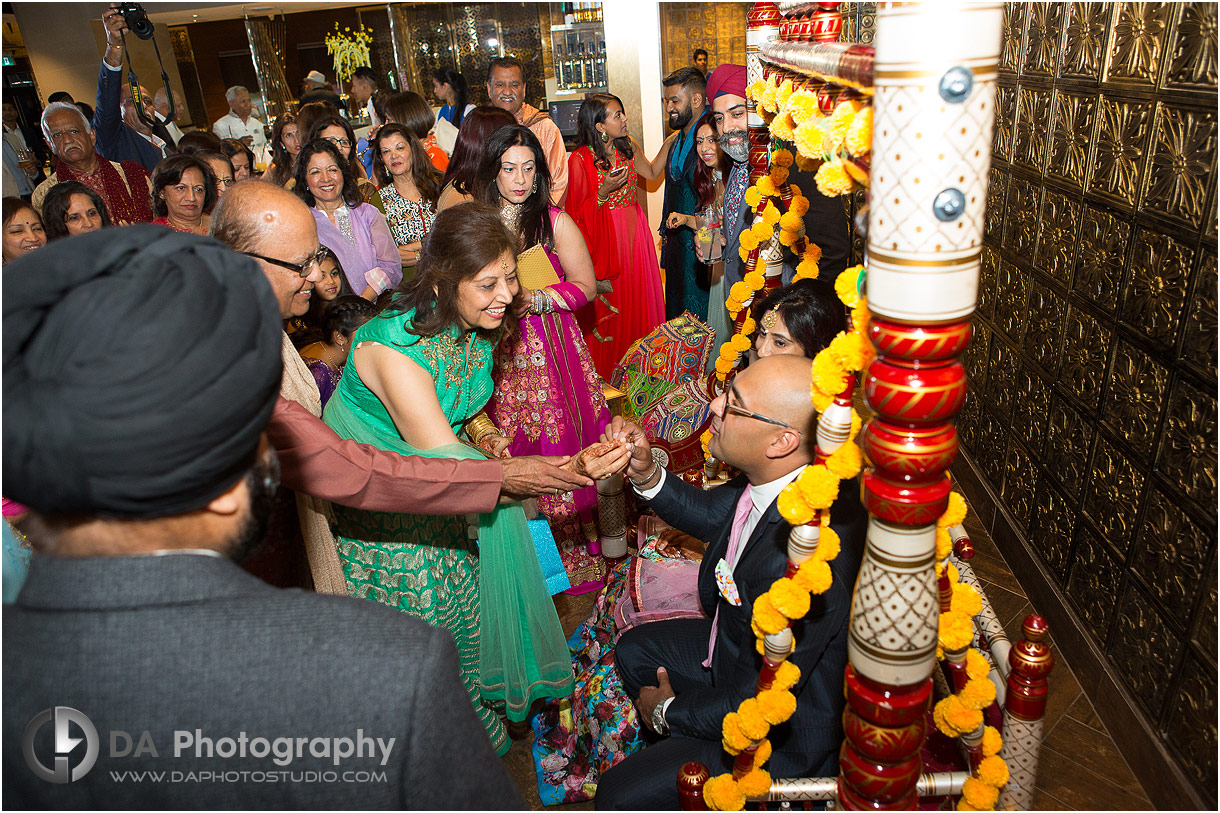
[[212, 86, 267, 150], [594, 355, 868, 810]]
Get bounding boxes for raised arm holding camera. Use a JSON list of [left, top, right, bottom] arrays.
[[96, 3, 175, 171]]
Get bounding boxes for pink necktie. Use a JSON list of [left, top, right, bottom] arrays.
[[704, 485, 753, 668]]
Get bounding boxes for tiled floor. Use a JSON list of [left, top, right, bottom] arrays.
[[502, 506, 1157, 810]]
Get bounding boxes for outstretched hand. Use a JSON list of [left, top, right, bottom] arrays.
[[498, 455, 593, 503]]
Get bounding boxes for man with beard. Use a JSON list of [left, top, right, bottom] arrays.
[[709, 64, 850, 298], [659, 67, 709, 320], [2, 228, 523, 808], [486, 56, 568, 204]]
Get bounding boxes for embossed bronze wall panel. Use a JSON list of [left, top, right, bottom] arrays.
[[964, 4, 1217, 802]]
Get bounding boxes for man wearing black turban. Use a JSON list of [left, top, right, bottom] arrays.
[[1, 227, 524, 808]]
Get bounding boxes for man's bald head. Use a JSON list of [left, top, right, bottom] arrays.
[[709, 355, 818, 482], [209, 180, 323, 319]]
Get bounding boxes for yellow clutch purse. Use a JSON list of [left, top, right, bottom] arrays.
[[515, 244, 561, 290]]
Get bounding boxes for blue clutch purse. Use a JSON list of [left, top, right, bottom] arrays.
[[527, 517, 571, 595]]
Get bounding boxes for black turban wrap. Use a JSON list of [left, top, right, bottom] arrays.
[[3, 226, 283, 518]]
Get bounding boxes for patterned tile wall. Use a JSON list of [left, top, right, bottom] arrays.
[[659, 2, 752, 77], [959, 3, 1218, 802]]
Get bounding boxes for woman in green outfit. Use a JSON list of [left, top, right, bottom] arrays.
[[323, 202, 573, 755]]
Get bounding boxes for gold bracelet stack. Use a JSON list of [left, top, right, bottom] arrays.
[[466, 413, 499, 446]]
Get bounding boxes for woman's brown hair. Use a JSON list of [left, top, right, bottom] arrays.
[[371, 123, 442, 205], [381, 202, 517, 342]]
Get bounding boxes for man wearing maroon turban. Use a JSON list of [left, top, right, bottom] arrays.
[[708, 64, 850, 309]]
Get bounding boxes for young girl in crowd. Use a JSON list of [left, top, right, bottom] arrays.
[[297, 295, 377, 407]]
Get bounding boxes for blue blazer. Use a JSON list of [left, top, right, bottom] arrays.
[[94, 62, 164, 173]]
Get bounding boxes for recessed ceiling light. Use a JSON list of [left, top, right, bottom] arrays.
[[250, 6, 273, 10]]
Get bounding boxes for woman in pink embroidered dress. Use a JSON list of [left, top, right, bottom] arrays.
[[475, 124, 611, 593]]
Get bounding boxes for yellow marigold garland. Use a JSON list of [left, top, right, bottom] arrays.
[[814, 160, 854, 196]]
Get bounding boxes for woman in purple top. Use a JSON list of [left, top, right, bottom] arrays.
[[294, 139, 400, 300]]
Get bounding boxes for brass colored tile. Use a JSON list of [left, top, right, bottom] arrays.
[[1062, 1, 1110, 80], [1110, 581, 1184, 717], [1048, 90, 1095, 189], [1167, 3, 1219, 87], [1107, 2, 1172, 84], [1090, 95, 1154, 208], [1133, 486, 1212, 619], [1121, 227, 1192, 349], [1043, 716, 1150, 798], [1181, 251, 1217, 380], [1071, 205, 1130, 314], [1082, 437, 1148, 558], [1101, 339, 1170, 459], [1164, 652, 1219, 793], [1022, 2, 1064, 75], [1157, 377, 1217, 515], [1065, 524, 1123, 642], [1014, 86, 1052, 173]]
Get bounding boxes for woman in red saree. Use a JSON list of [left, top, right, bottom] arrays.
[[566, 94, 666, 379]]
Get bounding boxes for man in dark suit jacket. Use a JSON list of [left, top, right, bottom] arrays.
[[95, 5, 171, 172], [595, 355, 868, 809], [2, 227, 524, 809]]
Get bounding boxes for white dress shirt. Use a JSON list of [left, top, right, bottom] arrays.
[[212, 110, 267, 149]]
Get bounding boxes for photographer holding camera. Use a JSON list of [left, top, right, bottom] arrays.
[[97, 3, 176, 172]]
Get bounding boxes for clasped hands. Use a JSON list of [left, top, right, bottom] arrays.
[[496, 425, 637, 503]]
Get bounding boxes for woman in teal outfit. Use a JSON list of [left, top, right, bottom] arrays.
[[323, 202, 573, 755]]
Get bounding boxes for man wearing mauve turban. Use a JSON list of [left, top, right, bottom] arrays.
[[1, 227, 524, 808], [707, 64, 850, 315]]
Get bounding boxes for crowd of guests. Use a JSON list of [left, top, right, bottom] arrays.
[[4, 5, 864, 808]]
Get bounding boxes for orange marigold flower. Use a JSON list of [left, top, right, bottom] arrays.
[[784, 89, 820, 125], [977, 755, 1009, 788], [936, 526, 953, 560], [835, 265, 863, 308], [722, 713, 751, 752], [738, 246, 750, 263], [777, 484, 816, 525], [731, 333, 753, 352], [757, 688, 798, 725], [793, 558, 832, 594], [751, 219, 774, 243], [810, 384, 833, 412], [751, 594, 788, 635], [738, 768, 771, 798], [771, 148, 795, 168], [744, 270, 766, 291], [744, 186, 762, 210], [959, 675, 997, 711], [756, 175, 779, 197], [981, 725, 1002, 757], [961, 777, 999, 810], [779, 228, 799, 248], [769, 166, 790, 186], [739, 229, 760, 252], [812, 351, 847, 395], [796, 464, 840, 510], [769, 112, 796, 142], [845, 105, 873, 157], [741, 315, 757, 335], [752, 737, 773, 768], [736, 697, 770, 740], [761, 205, 781, 227], [939, 609, 975, 651], [768, 578, 810, 619], [829, 330, 869, 371], [812, 525, 840, 562], [815, 159, 854, 197], [938, 490, 968, 528], [771, 659, 801, 692], [704, 773, 746, 811], [826, 442, 862, 479], [779, 212, 803, 233], [952, 582, 983, 618], [775, 79, 794, 110], [795, 258, 820, 281], [966, 648, 991, 681], [715, 357, 735, 375]]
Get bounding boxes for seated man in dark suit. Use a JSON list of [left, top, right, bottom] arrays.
[[595, 355, 868, 809], [2, 227, 524, 810]]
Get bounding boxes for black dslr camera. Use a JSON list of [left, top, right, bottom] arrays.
[[116, 2, 155, 40]]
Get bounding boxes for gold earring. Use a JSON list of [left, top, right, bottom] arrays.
[[599, 130, 609, 143]]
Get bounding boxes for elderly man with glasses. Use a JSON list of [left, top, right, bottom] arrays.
[[594, 354, 868, 810]]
